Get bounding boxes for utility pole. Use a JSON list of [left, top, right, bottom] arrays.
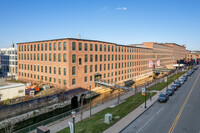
[[145, 82, 147, 108]]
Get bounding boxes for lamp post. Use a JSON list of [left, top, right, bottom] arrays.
[[71, 110, 76, 133]]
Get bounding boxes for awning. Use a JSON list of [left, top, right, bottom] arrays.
[[124, 80, 135, 87]]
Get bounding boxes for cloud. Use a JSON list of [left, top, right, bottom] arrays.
[[116, 7, 127, 10]]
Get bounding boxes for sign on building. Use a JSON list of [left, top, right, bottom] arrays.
[[157, 59, 160, 67], [149, 60, 153, 69]]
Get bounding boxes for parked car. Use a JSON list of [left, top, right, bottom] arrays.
[[182, 75, 187, 80], [180, 79, 184, 85], [175, 81, 181, 87], [158, 93, 169, 103], [181, 77, 186, 82], [166, 88, 174, 96], [171, 84, 178, 91]]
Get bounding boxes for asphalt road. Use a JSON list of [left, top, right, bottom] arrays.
[[121, 68, 200, 133]]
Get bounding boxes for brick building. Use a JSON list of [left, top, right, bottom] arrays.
[[17, 38, 187, 90], [185, 51, 200, 64]]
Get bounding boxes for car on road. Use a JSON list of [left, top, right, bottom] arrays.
[[175, 81, 181, 87], [171, 84, 178, 91], [166, 88, 174, 96], [194, 66, 198, 70], [158, 93, 169, 103]]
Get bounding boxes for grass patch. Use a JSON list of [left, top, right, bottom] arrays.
[[58, 92, 156, 133], [148, 72, 186, 91]]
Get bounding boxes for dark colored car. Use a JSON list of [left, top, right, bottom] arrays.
[[175, 81, 181, 87], [158, 93, 169, 103], [182, 75, 187, 80], [171, 84, 178, 91], [166, 88, 174, 96]]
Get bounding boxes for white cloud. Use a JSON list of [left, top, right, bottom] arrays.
[[116, 7, 127, 10]]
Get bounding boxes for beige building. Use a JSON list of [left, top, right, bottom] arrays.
[[0, 83, 25, 101]]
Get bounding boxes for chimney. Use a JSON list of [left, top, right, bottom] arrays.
[[11, 42, 14, 48], [78, 34, 81, 39]]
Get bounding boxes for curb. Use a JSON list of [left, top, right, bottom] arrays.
[[119, 97, 158, 133]]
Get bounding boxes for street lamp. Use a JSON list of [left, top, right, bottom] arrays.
[[144, 82, 147, 108], [71, 110, 76, 133]]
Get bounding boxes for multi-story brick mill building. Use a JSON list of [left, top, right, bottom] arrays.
[[17, 38, 186, 90]]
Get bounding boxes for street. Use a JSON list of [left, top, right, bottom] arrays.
[[121, 68, 200, 133]]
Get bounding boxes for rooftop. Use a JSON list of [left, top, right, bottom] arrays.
[[0, 83, 25, 90]]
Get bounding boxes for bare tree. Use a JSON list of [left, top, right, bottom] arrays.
[[3, 118, 17, 133]]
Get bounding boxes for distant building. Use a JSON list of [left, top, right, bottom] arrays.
[[185, 51, 200, 64], [0, 43, 18, 76]]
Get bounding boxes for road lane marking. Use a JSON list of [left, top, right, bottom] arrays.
[[168, 73, 200, 133], [136, 107, 164, 133]]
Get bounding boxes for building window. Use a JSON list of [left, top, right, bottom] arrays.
[[45, 43, 47, 51], [104, 55, 106, 61], [104, 64, 106, 71], [90, 54, 93, 62], [41, 53, 43, 61], [54, 67, 56, 74], [34, 44, 36, 51], [45, 53, 47, 61], [72, 42, 76, 51], [72, 78, 76, 85], [108, 45, 110, 52], [104, 45, 106, 52], [54, 78, 56, 83], [90, 65, 93, 72], [49, 66, 51, 74], [72, 54, 76, 63], [79, 58, 82, 65], [90, 44, 93, 51], [37, 44, 40, 51], [58, 42, 61, 51], [85, 54, 88, 62], [100, 44, 102, 51], [84, 43, 88, 51], [100, 64, 102, 71], [58, 54, 61, 62], [49, 53, 52, 61], [49, 43, 52, 51], [100, 55, 102, 61], [85, 76, 87, 82], [63, 42, 67, 50], [95, 44, 98, 51], [59, 67, 61, 75], [63, 53, 66, 62], [45, 66, 47, 73], [95, 55, 98, 62], [72, 66, 76, 75], [54, 42, 56, 51], [64, 79, 67, 85], [41, 66, 43, 72], [90, 76, 93, 81], [79, 42, 82, 51], [95, 65, 97, 72], [64, 68, 66, 76], [49, 77, 52, 82], [84, 65, 87, 73], [54, 53, 56, 62]]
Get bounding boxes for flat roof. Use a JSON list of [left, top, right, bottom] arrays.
[[17, 38, 152, 50], [0, 83, 25, 90]]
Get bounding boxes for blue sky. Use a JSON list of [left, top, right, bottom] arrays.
[[0, 0, 200, 50]]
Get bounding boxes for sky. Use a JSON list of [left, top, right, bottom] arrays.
[[0, 0, 200, 50]]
